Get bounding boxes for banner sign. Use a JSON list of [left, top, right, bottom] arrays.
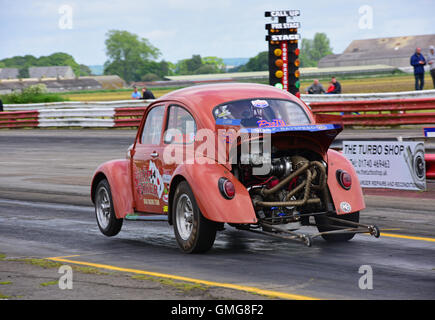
[[423, 127, 435, 137], [342, 141, 426, 191]]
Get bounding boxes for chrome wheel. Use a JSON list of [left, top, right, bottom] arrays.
[[175, 194, 194, 240], [172, 181, 217, 253], [96, 186, 111, 229]]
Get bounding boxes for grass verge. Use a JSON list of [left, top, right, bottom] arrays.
[[131, 274, 209, 293]]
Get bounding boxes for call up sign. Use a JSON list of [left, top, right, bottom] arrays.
[[265, 10, 301, 17], [343, 141, 426, 191], [265, 9, 301, 96]]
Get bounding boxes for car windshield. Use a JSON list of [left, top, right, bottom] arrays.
[[213, 98, 311, 128]]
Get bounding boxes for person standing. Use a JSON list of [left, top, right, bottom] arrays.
[[305, 79, 325, 94], [410, 48, 426, 90], [427, 45, 435, 88]]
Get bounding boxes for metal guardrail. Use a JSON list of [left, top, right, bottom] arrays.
[[3, 90, 435, 111], [0, 106, 147, 129], [310, 98, 435, 126], [301, 89, 435, 103], [3, 100, 152, 111]]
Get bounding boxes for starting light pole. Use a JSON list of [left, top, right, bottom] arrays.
[[265, 10, 301, 97]]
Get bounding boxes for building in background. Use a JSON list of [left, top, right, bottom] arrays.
[[319, 34, 435, 71], [29, 66, 75, 79], [0, 68, 19, 79]]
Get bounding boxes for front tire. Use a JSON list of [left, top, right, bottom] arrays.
[[95, 179, 123, 237], [315, 211, 359, 242], [172, 181, 217, 253]]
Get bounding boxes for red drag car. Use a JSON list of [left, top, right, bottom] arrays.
[[91, 83, 379, 253]]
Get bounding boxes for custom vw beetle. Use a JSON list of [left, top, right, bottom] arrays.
[[91, 83, 379, 253]]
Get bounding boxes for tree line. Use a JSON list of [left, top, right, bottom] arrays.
[[231, 33, 333, 72], [0, 52, 91, 78], [103, 30, 225, 82], [0, 30, 333, 83]]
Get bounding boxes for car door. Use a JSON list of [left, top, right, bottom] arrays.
[[132, 105, 166, 214], [161, 104, 197, 207]]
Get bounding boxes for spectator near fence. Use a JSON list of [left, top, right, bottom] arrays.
[[141, 86, 155, 100], [131, 86, 141, 99], [326, 77, 342, 94], [305, 79, 325, 94], [0, 99, 3, 112], [410, 47, 426, 90], [427, 46, 435, 88]]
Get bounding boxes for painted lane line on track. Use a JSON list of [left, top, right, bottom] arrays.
[[380, 233, 435, 242], [46, 256, 320, 300]]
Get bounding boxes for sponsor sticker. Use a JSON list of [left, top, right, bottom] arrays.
[[340, 201, 352, 213], [251, 99, 269, 108]]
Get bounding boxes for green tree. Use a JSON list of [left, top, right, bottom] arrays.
[[194, 64, 217, 74], [104, 30, 160, 82], [174, 55, 225, 75], [299, 39, 316, 68], [138, 60, 173, 80], [299, 33, 333, 67], [79, 64, 92, 76], [39, 52, 82, 75], [18, 68, 29, 78], [311, 33, 333, 61], [236, 51, 268, 72], [185, 55, 202, 73], [202, 56, 225, 73]]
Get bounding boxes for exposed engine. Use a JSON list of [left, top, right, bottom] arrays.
[[233, 147, 331, 228]]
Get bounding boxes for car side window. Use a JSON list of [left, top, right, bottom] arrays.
[[141, 105, 165, 145], [164, 105, 197, 144]]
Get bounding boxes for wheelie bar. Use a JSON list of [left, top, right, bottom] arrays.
[[253, 222, 313, 247], [246, 216, 380, 247], [320, 216, 381, 238]]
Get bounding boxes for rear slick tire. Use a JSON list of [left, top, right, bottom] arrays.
[[315, 211, 359, 242], [172, 181, 217, 253]]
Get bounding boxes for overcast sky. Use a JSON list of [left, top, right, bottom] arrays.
[[1, 0, 434, 65]]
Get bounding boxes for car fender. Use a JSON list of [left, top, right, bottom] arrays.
[[169, 159, 258, 224], [327, 149, 365, 215], [91, 159, 134, 219]]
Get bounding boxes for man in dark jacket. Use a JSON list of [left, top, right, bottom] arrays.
[[0, 99, 3, 112], [326, 76, 342, 94], [410, 47, 426, 90], [141, 86, 155, 100]]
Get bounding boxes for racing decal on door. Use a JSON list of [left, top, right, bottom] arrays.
[[135, 161, 164, 200], [148, 161, 164, 199]]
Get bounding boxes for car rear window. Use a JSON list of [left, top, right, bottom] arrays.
[[213, 98, 310, 128]]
